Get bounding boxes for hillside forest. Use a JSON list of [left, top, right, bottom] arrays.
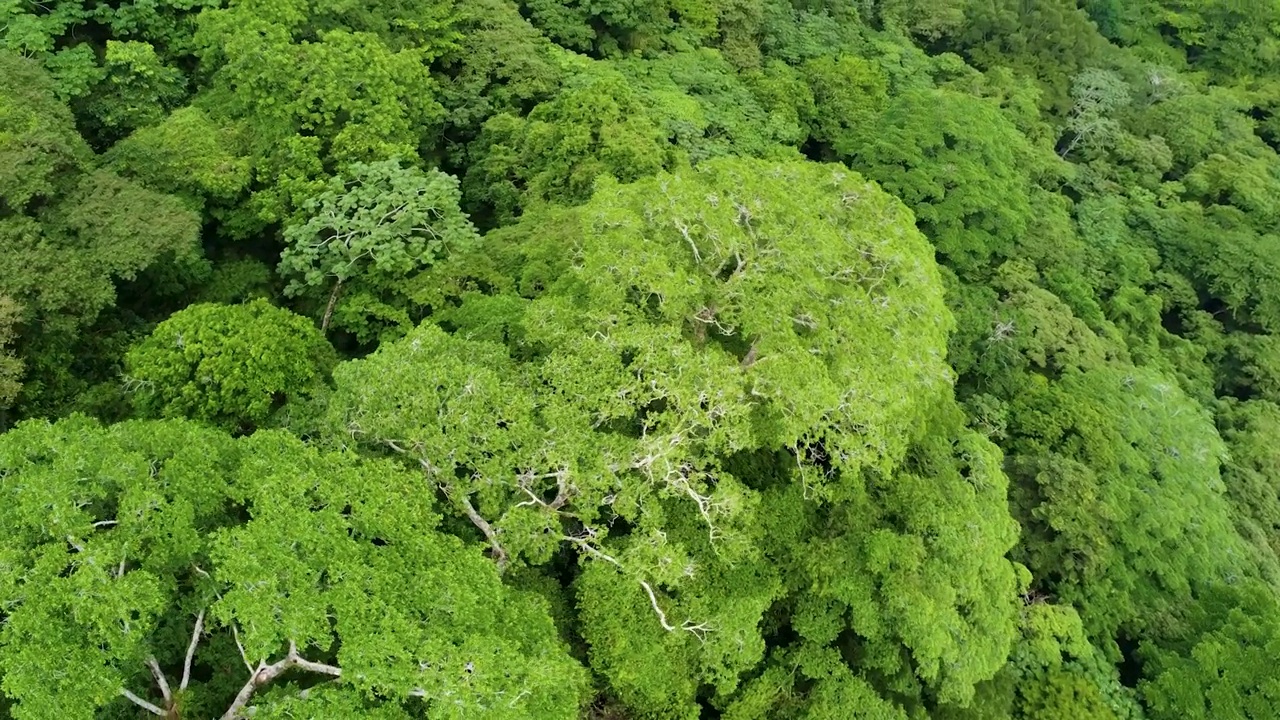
[[3, 0, 1280, 718]]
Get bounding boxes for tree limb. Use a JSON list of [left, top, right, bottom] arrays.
[[231, 623, 255, 674], [145, 656, 172, 703], [321, 278, 344, 332], [454, 490, 509, 574], [120, 688, 165, 716], [180, 609, 205, 691], [220, 640, 343, 720]]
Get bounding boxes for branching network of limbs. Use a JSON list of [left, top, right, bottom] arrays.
[[380, 434, 718, 643]]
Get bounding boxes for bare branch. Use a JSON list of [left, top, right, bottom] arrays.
[[321, 278, 344, 332], [231, 623, 255, 674], [289, 644, 342, 678], [92, 519, 118, 528], [220, 641, 344, 720], [567, 537, 713, 642], [145, 656, 172, 703], [564, 535, 622, 567], [120, 688, 165, 716], [515, 470, 573, 511], [180, 609, 205, 691], [638, 580, 677, 632]]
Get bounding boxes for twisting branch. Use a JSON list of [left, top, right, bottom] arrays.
[[180, 610, 205, 691], [515, 469, 573, 511], [120, 688, 165, 716], [638, 580, 677, 632], [220, 640, 343, 720]]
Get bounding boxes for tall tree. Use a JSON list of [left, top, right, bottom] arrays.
[[0, 416, 587, 718]]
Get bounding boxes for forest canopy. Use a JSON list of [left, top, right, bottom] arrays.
[[3, 0, 1280, 718]]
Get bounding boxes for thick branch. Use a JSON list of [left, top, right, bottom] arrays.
[[220, 641, 343, 720], [180, 610, 205, 691], [120, 688, 165, 716], [145, 656, 172, 703]]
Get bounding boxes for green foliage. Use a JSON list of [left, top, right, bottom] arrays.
[[281, 159, 479, 340], [1006, 365, 1245, 640], [613, 49, 806, 163], [104, 106, 253, 217], [6, 1, 1280, 718], [0, 296, 21, 408], [192, 0, 455, 226], [841, 87, 1059, 278], [1140, 580, 1280, 720], [76, 40, 188, 146], [124, 300, 335, 430], [435, 0, 564, 140], [0, 416, 587, 718], [1, 53, 203, 414], [464, 63, 678, 223], [329, 157, 960, 715], [518, 0, 718, 55]]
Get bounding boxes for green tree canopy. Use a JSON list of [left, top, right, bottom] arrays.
[[124, 300, 335, 431], [0, 415, 587, 719], [323, 157, 997, 715], [0, 53, 203, 414], [280, 159, 480, 341]]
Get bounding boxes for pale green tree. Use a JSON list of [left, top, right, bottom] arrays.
[[324, 157, 1016, 716], [280, 159, 480, 340]]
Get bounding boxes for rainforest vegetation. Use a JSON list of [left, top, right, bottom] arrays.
[[3, 0, 1280, 718]]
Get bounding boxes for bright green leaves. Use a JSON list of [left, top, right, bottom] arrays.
[[1140, 580, 1280, 720], [326, 157, 986, 715], [193, 0, 452, 225], [753, 405, 1024, 710], [465, 64, 677, 223], [0, 416, 586, 718], [281, 159, 479, 340], [213, 430, 588, 718], [104, 106, 253, 217], [0, 416, 238, 720], [125, 300, 335, 430], [471, 157, 952, 496], [613, 49, 805, 163]]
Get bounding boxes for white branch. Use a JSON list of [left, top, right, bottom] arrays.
[[638, 580, 677, 632], [231, 623, 255, 673], [220, 640, 343, 720], [145, 656, 172, 703], [567, 536, 713, 643], [180, 609, 205, 691], [120, 688, 165, 716], [451, 488, 509, 573]]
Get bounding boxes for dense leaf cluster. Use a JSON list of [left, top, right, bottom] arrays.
[[2, 0, 1280, 718]]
